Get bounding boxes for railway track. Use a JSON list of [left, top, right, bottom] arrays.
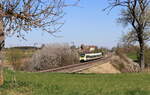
[[38, 55, 112, 73]]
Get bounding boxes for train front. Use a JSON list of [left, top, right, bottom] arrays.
[[80, 54, 86, 62]]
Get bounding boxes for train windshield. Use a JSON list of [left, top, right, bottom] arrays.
[[80, 54, 85, 57]]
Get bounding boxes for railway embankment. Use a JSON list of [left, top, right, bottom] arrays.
[[80, 62, 121, 73], [80, 53, 140, 73], [110, 53, 140, 72]]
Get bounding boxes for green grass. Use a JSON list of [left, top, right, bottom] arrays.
[[1, 69, 150, 95], [126, 52, 138, 61]]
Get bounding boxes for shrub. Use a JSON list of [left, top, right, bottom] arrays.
[[24, 44, 79, 71]]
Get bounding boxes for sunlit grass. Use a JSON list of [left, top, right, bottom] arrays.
[[1, 69, 150, 95], [126, 52, 138, 61]]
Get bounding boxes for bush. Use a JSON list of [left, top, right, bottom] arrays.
[[24, 44, 79, 71]]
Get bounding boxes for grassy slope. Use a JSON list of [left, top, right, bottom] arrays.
[[1, 70, 150, 95], [126, 52, 138, 61]]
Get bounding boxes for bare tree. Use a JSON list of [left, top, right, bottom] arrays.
[[0, 0, 78, 85], [121, 30, 150, 46], [105, 0, 150, 70]]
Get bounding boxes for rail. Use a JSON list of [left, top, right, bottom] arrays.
[[38, 54, 112, 73]]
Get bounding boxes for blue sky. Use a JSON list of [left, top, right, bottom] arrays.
[[5, 0, 128, 48]]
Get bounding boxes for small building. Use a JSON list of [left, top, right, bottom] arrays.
[[89, 46, 97, 52], [79, 44, 97, 53]]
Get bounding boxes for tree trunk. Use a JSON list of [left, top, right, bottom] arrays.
[[138, 29, 145, 70], [0, 19, 4, 86], [139, 42, 145, 70]]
